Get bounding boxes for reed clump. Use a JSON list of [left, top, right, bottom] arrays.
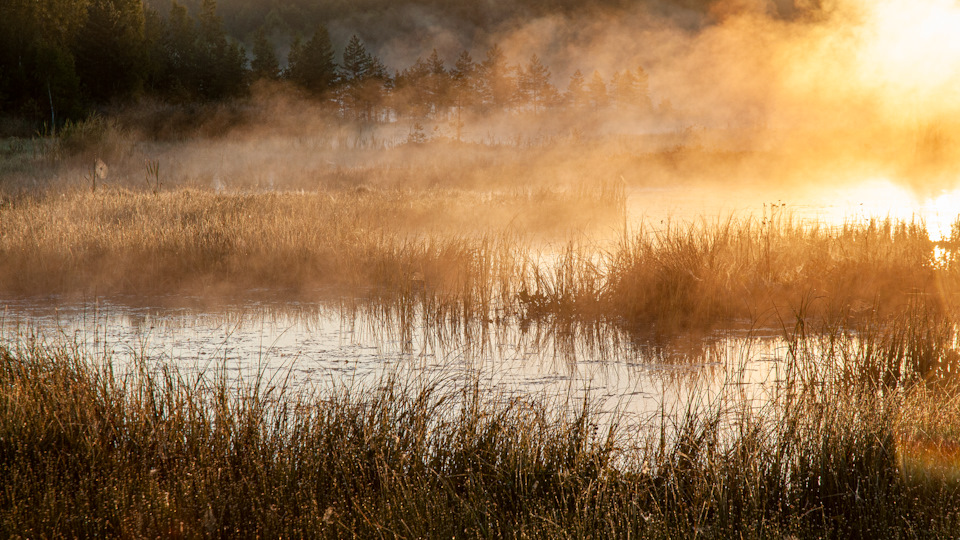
[[1, 186, 956, 335], [0, 188, 535, 302], [3, 306, 960, 537], [513, 215, 946, 335], [598, 216, 941, 332]]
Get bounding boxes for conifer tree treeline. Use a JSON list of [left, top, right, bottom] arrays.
[[1, 0, 246, 127], [0, 0, 655, 130], [153, 0, 728, 48]]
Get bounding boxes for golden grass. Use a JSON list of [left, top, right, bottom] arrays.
[[0, 187, 585, 299], [3, 304, 960, 537], [599, 215, 943, 331], [2, 185, 957, 336], [5, 96, 960, 537]]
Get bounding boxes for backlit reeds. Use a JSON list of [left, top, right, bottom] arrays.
[[1, 187, 956, 335], [3, 305, 960, 537]]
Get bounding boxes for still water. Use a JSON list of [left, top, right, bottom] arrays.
[[3, 176, 958, 419], [0, 295, 788, 424]]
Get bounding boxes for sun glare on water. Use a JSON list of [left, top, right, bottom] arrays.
[[810, 177, 960, 242], [928, 189, 960, 241]]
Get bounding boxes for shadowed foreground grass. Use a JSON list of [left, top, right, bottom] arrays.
[[4, 307, 960, 538]]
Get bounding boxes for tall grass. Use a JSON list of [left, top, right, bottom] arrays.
[[0, 188, 536, 301], [1, 187, 956, 336], [3, 304, 960, 537], [517, 214, 946, 334], [606, 216, 938, 328]]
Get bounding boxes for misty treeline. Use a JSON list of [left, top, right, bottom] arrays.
[[1, 0, 664, 134], [280, 32, 654, 127], [169, 0, 719, 41]]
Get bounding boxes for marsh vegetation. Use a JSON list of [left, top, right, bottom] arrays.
[[4, 300, 960, 537], [4, 121, 960, 537], [6, 0, 960, 536]]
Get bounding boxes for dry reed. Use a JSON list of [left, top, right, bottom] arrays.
[[2, 303, 960, 537]]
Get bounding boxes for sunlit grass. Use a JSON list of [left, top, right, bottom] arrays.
[[2, 186, 958, 336], [3, 304, 960, 537], [599, 215, 942, 331], [0, 187, 552, 299], [6, 50, 960, 537]]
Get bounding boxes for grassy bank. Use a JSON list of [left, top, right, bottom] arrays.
[[2, 308, 960, 537], [0, 187, 551, 300], [0, 187, 955, 334], [600, 215, 946, 331]]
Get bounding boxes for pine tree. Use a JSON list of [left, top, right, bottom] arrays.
[[519, 54, 556, 115], [450, 50, 478, 134], [635, 65, 652, 111], [610, 67, 653, 113], [339, 35, 388, 121], [341, 35, 372, 83], [426, 49, 445, 75], [74, 0, 146, 103], [452, 50, 476, 85], [141, 8, 167, 93], [396, 57, 431, 118], [566, 69, 587, 110], [195, 0, 245, 99], [611, 70, 637, 111], [588, 70, 608, 110], [250, 26, 280, 81], [161, 1, 198, 99], [286, 24, 336, 94], [479, 44, 515, 112], [0, 0, 88, 122], [424, 49, 449, 117], [368, 55, 388, 81]]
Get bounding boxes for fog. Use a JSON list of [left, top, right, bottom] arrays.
[[25, 0, 957, 211]]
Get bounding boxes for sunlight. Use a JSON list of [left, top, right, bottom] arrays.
[[835, 177, 960, 242], [823, 176, 919, 224], [846, 177, 916, 211], [927, 189, 960, 241], [856, 0, 960, 103]]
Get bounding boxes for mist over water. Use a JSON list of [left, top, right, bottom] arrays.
[[5, 0, 960, 428], [7, 1, 960, 533]]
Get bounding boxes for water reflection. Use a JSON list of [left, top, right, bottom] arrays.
[[4, 175, 957, 428], [0, 296, 790, 425]]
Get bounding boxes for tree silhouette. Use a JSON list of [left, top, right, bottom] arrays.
[[147, 1, 197, 100], [74, 0, 147, 103], [194, 0, 246, 99], [340, 35, 388, 121], [588, 70, 608, 111], [479, 44, 515, 113], [635, 65, 652, 111], [342, 35, 373, 82], [0, 0, 665, 133], [0, 0, 87, 124], [449, 50, 478, 140], [143, 0, 244, 101], [286, 24, 337, 94], [451, 50, 478, 96], [519, 54, 557, 115], [250, 26, 280, 81], [424, 49, 450, 118], [395, 57, 431, 118], [566, 69, 588, 110], [611, 70, 635, 112]]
